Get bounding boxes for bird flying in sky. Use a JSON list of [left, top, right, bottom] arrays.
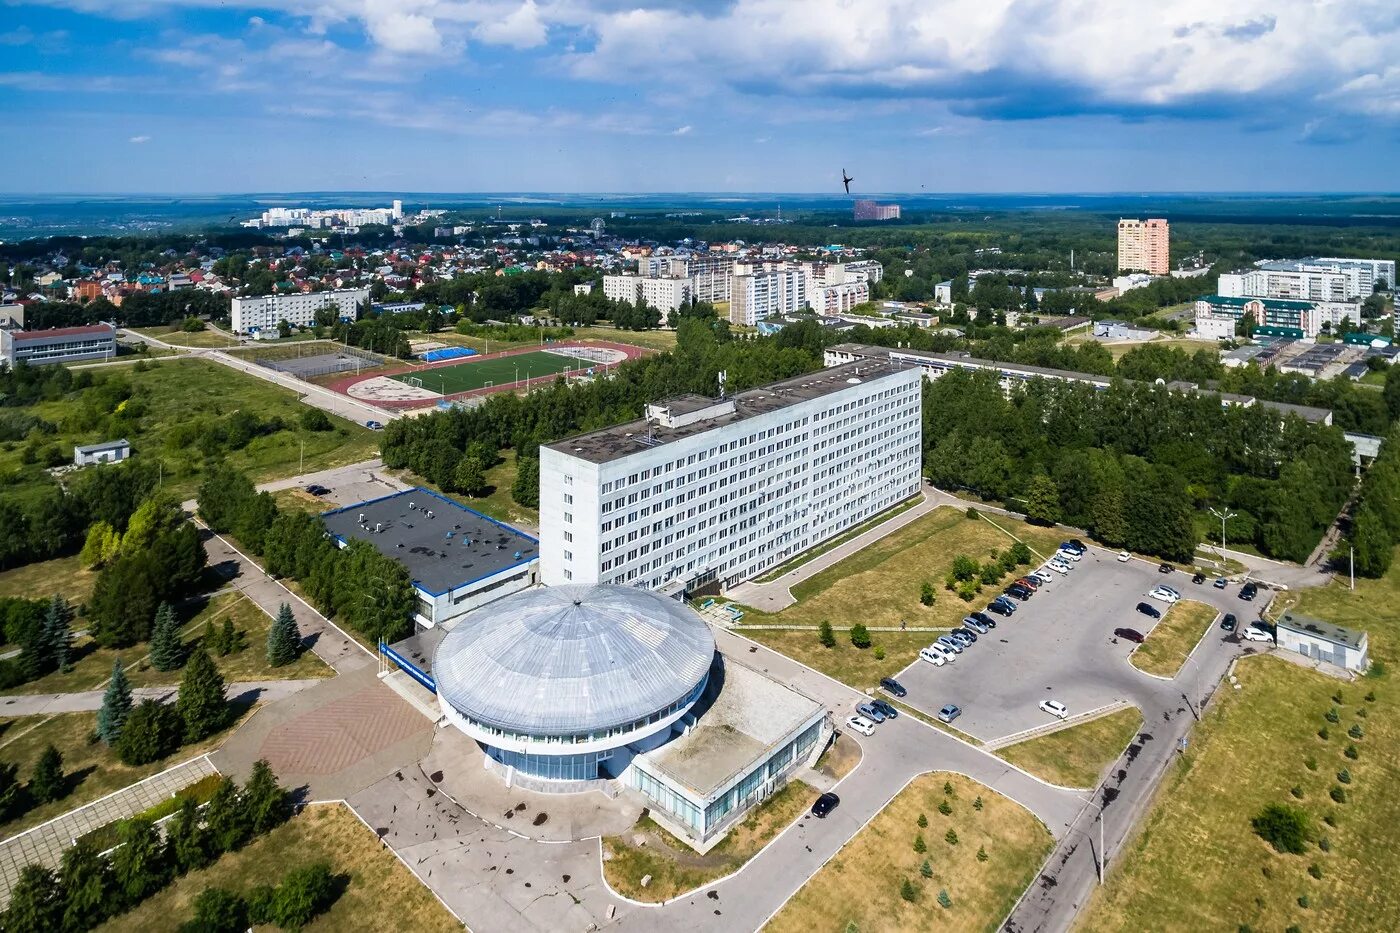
[[842, 169, 853, 194]]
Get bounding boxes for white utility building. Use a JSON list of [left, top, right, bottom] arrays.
[[538, 360, 923, 594], [1275, 612, 1369, 672]]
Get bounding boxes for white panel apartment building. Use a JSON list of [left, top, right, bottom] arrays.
[[730, 264, 808, 326], [602, 275, 693, 323], [1218, 258, 1394, 303], [231, 287, 369, 334], [539, 361, 922, 593]]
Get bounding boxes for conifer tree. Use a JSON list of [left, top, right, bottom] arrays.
[[149, 602, 184, 672], [96, 659, 133, 745], [266, 603, 301, 668], [176, 647, 228, 742]]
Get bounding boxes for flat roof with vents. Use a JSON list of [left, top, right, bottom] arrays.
[[322, 487, 538, 596]]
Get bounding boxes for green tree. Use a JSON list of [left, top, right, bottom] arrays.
[[196, 463, 257, 533], [453, 456, 489, 497], [89, 553, 160, 647], [180, 887, 249, 933], [29, 744, 65, 804], [59, 840, 112, 932], [268, 861, 338, 929], [203, 776, 250, 854], [818, 619, 836, 648], [177, 647, 228, 743], [97, 658, 133, 745], [166, 795, 211, 874], [920, 581, 935, 606], [899, 878, 918, 903], [243, 758, 291, 835], [1023, 473, 1061, 525], [80, 521, 122, 569], [330, 541, 416, 644], [43, 594, 74, 674], [1351, 504, 1394, 579], [2, 865, 62, 933], [849, 623, 872, 649], [1252, 803, 1310, 854], [913, 833, 927, 853], [110, 818, 170, 908], [117, 700, 181, 765], [299, 408, 331, 432], [920, 859, 933, 879], [149, 602, 184, 672], [267, 603, 302, 667], [511, 453, 540, 508]]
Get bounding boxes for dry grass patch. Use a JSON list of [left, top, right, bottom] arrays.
[[1130, 599, 1218, 678], [765, 772, 1053, 933], [98, 803, 460, 933], [999, 706, 1143, 788], [814, 732, 863, 783], [0, 554, 97, 606], [603, 779, 818, 903]]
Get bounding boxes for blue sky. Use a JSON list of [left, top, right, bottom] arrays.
[[2, 0, 1398, 193]]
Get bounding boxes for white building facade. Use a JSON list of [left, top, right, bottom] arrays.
[[539, 361, 923, 593], [729, 265, 807, 326], [231, 287, 368, 334]]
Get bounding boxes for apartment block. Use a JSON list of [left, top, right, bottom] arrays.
[[730, 264, 807, 326], [538, 361, 923, 593], [230, 287, 368, 334], [1117, 218, 1170, 275], [853, 200, 901, 221], [602, 274, 693, 322], [1220, 257, 1393, 302]]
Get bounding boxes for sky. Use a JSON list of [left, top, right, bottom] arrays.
[[1, 0, 1398, 194]]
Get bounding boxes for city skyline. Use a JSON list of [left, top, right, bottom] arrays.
[[2, 0, 1398, 194]]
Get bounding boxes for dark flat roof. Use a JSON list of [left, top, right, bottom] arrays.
[[1278, 612, 1366, 651], [322, 488, 537, 596], [11, 324, 116, 341], [548, 360, 910, 464]]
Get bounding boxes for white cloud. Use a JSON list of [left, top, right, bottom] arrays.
[[671, 124, 691, 135], [474, 1, 548, 48], [129, 135, 151, 143]]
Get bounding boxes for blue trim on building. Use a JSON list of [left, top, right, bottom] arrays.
[[380, 641, 437, 692]]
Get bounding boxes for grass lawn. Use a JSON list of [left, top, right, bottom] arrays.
[[0, 709, 250, 840], [753, 495, 921, 583], [0, 358, 380, 505], [0, 554, 97, 606], [98, 803, 461, 933], [273, 487, 332, 515], [1358, 368, 1387, 387], [998, 706, 1143, 788], [390, 349, 589, 394], [1081, 546, 1400, 932], [400, 447, 538, 529], [739, 507, 1063, 690], [580, 324, 677, 351], [9, 590, 332, 696], [765, 772, 1054, 933], [602, 779, 818, 903], [1129, 599, 1219, 678], [129, 326, 241, 349], [814, 732, 862, 783]]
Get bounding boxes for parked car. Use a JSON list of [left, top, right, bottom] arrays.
[[845, 715, 876, 737], [365, 420, 384, 430], [304, 484, 330, 496], [970, 611, 996, 629], [872, 699, 899, 720], [856, 702, 885, 723], [1039, 699, 1069, 720], [879, 677, 907, 698], [1149, 586, 1180, 604], [951, 629, 976, 646], [811, 792, 840, 818], [986, 601, 1013, 617], [937, 635, 964, 653], [1136, 602, 1162, 619], [1158, 562, 1175, 574], [1046, 559, 1071, 574], [1030, 570, 1054, 585], [991, 595, 1018, 613], [1056, 548, 1082, 563], [1061, 539, 1087, 555], [919, 646, 948, 666], [937, 704, 962, 724], [963, 616, 990, 634], [928, 643, 957, 662], [1117, 551, 1132, 562], [1015, 577, 1040, 591], [1242, 624, 1273, 643], [1240, 582, 1259, 601], [1213, 576, 1228, 589], [1220, 613, 1237, 633], [1113, 627, 1146, 643], [1005, 583, 1033, 601]]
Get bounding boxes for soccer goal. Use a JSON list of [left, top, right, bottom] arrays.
[[405, 376, 424, 389]]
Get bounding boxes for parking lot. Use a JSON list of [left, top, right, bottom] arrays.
[[885, 549, 1260, 743]]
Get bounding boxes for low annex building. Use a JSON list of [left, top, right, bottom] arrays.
[[1275, 612, 1369, 672], [322, 488, 538, 629], [74, 439, 130, 466]]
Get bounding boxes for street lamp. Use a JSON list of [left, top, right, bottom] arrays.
[[1208, 507, 1237, 565]]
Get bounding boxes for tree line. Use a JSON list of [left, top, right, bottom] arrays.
[[18, 291, 229, 331], [1347, 425, 1400, 577]]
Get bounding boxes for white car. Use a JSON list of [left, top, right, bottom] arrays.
[[1117, 551, 1131, 562], [1149, 586, 1180, 604], [846, 714, 877, 736], [1039, 700, 1069, 720], [1030, 570, 1054, 585], [1242, 625, 1273, 643], [919, 646, 947, 666], [1046, 559, 1071, 574], [1056, 548, 1082, 562], [930, 643, 958, 662]]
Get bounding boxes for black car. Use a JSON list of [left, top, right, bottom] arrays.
[[986, 601, 1013, 617], [1136, 602, 1162, 619], [1158, 562, 1174, 574], [1113, 627, 1145, 643], [304, 484, 330, 496], [811, 792, 840, 818], [879, 677, 907, 698], [957, 628, 979, 643], [1005, 583, 1033, 600], [970, 611, 996, 629], [871, 699, 899, 720], [1240, 582, 1259, 601], [1192, 571, 1206, 585], [1220, 613, 1237, 632], [1066, 538, 1087, 553]]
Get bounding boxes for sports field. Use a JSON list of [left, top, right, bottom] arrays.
[[390, 349, 591, 394]]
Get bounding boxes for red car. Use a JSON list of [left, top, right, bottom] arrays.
[[1114, 627, 1146, 643], [1015, 576, 1040, 590]]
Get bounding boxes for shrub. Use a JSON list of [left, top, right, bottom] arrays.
[[917, 813, 928, 828], [938, 799, 952, 816], [1308, 863, 1323, 879], [1364, 690, 1376, 702], [1317, 726, 1330, 741], [977, 844, 988, 862], [943, 781, 954, 796], [973, 795, 983, 811], [1348, 723, 1364, 739], [920, 581, 935, 606], [1356, 707, 1367, 719], [180, 887, 248, 933], [965, 507, 979, 520], [1298, 894, 1311, 909], [299, 409, 332, 432], [1324, 708, 1339, 724], [849, 624, 872, 649], [1323, 814, 1336, 827], [1251, 803, 1310, 854], [873, 645, 885, 661], [1290, 786, 1303, 799], [945, 828, 958, 846], [1330, 786, 1348, 803], [1345, 743, 1359, 760], [1318, 837, 1331, 852], [267, 861, 338, 931], [818, 620, 836, 649], [913, 834, 927, 854], [938, 889, 952, 908], [1337, 768, 1352, 785], [1305, 755, 1317, 771], [1331, 691, 1343, 704], [920, 859, 932, 879], [899, 878, 917, 903]]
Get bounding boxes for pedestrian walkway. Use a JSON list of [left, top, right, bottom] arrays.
[[0, 755, 219, 907], [0, 679, 323, 716]]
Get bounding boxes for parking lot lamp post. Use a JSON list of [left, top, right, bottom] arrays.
[[1208, 507, 1237, 564]]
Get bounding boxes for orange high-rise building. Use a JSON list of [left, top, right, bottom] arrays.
[[1117, 218, 1169, 275]]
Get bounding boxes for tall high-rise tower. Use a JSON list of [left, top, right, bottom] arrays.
[[1117, 218, 1169, 275]]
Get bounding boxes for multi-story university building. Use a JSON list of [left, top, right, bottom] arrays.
[[729, 263, 808, 326], [230, 287, 369, 334], [1, 324, 116, 367], [1219, 257, 1394, 302], [538, 361, 923, 593], [1117, 218, 1170, 275]]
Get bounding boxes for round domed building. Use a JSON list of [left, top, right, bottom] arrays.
[[433, 583, 716, 786]]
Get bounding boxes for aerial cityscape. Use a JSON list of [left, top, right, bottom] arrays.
[[0, 2, 1398, 932]]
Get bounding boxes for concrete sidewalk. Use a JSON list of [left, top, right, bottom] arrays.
[[0, 678, 323, 716]]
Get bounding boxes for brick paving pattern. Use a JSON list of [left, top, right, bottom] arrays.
[[257, 685, 429, 774]]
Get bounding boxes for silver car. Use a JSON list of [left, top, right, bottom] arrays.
[[936, 635, 964, 654], [962, 615, 990, 634]]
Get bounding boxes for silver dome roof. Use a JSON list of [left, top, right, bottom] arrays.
[[433, 584, 716, 737]]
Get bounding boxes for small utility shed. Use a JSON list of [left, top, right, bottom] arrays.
[[1275, 612, 1369, 672], [73, 439, 130, 466]]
